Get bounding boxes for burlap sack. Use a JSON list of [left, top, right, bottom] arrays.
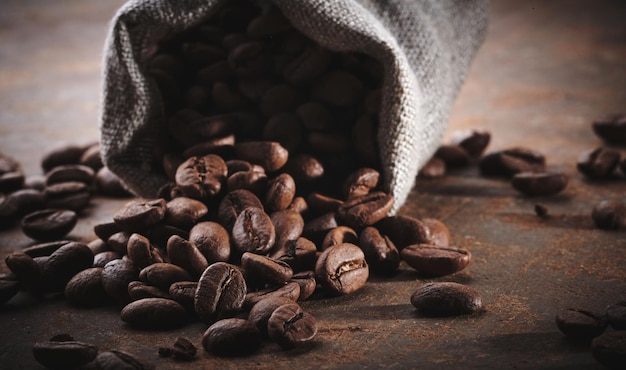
[[101, 0, 488, 213]]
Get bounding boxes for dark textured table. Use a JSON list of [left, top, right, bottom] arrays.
[[1, 0, 625, 368]]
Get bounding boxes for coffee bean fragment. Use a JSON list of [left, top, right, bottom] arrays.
[[411, 282, 483, 316], [21, 209, 77, 241], [534, 203, 549, 218]]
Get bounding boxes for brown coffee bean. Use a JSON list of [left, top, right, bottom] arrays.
[[0, 274, 19, 304], [606, 302, 626, 330], [107, 231, 132, 255], [410, 282, 483, 316], [306, 192, 343, 215], [21, 209, 77, 242], [577, 147, 620, 179], [175, 154, 227, 200], [45, 164, 94, 186], [421, 218, 451, 247], [44, 181, 91, 211], [113, 198, 167, 231], [556, 308, 607, 340], [189, 221, 231, 264], [127, 281, 170, 301], [248, 296, 295, 337], [22, 240, 72, 258], [195, 262, 246, 323], [315, 243, 369, 296], [65, 267, 109, 307], [450, 129, 491, 158], [126, 233, 163, 269], [169, 281, 198, 308], [284, 154, 325, 183], [358, 227, 400, 275], [592, 200, 626, 230], [145, 224, 189, 250], [244, 282, 300, 308], [96, 166, 131, 197], [33, 338, 98, 369], [226, 169, 268, 195], [591, 331, 626, 369], [265, 173, 296, 212], [93, 251, 121, 268], [0, 189, 45, 227], [0, 170, 24, 193], [418, 157, 446, 179], [121, 298, 188, 329], [41, 241, 93, 291], [202, 318, 261, 357], [287, 196, 308, 214], [169, 337, 197, 361], [241, 252, 293, 285], [592, 113, 626, 145], [268, 303, 317, 348], [93, 221, 122, 241], [270, 209, 304, 253], [375, 215, 430, 250], [290, 271, 317, 301], [511, 171, 569, 196], [275, 237, 317, 272], [401, 244, 471, 276], [218, 189, 264, 230], [167, 235, 209, 279], [322, 226, 359, 251], [234, 141, 288, 172], [337, 191, 394, 228], [228, 41, 272, 77], [434, 145, 471, 168], [139, 263, 193, 291], [101, 258, 139, 303], [41, 144, 86, 173], [302, 212, 338, 244], [232, 207, 276, 255], [342, 168, 379, 199], [312, 70, 364, 107], [5, 252, 43, 294], [79, 143, 103, 171], [479, 147, 546, 177], [95, 350, 155, 370], [164, 197, 208, 228]]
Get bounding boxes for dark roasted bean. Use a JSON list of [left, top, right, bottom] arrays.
[[401, 244, 471, 276], [418, 157, 446, 179], [113, 198, 166, 231], [421, 218, 451, 247], [202, 318, 261, 357], [322, 226, 359, 251], [358, 227, 400, 275], [44, 181, 91, 211], [592, 200, 626, 230], [577, 147, 620, 179], [511, 171, 569, 196], [315, 243, 368, 296], [606, 302, 626, 330], [166, 235, 209, 278], [95, 350, 155, 370], [195, 262, 246, 323], [127, 233, 163, 269], [121, 298, 187, 329], [556, 308, 607, 340], [410, 282, 483, 316], [241, 252, 293, 285], [450, 129, 491, 158], [248, 296, 294, 337], [33, 337, 98, 369], [218, 189, 263, 230], [434, 145, 471, 168], [265, 173, 296, 212], [244, 282, 300, 308], [65, 267, 109, 307], [592, 113, 626, 145], [101, 258, 139, 303], [189, 221, 231, 264], [127, 281, 171, 301], [267, 303, 317, 348], [45, 164, 95, 186], [139, 263, 193, 291], [591, 331, 626, 369], [375, 215, 430, 250], [479, 147, 546, 177], [337, 191, 394, 228], [231, 207, 276, 255], [175, 154, 227, 200], [234, 141, 288, 172], [342, 168, 379, 199]]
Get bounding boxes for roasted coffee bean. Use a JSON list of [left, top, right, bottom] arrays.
[[189, 221, 231, 264], [169, 281, 198, 308], [228, 41, 272, 78], [45, 164, 95, 186], [107, 231, 132, 255], [226, 169, 268, 194], [290, 271, 317, 301], [592, 200, 626, 230], [287, 196, 308, 214], [337, 191, 394, 228], [244, 282, 300, 308], [41, 144, 86, 173], [312, 70, 363, 107], [606, 302, 626, 330], [94, 221, 122, 241], [315, 243, 368, 296], [65, 267, 109, 307], [276, 237, 317, 271], [422, 218, 451, 247], [592, 113, 626, 145], [44, 181, 91, 211], [248, 296, 295, 336], [434, 145, 471, 168], [232, 207, 276, 255], [168, 337, 197, 361], [577, 147, 620, 179], [195, 262, 246, 323], [259, 84, 302, 117], [128, 281, 170, 300], [113, 198, 166, 231], [121, 298, 188, 329], [0, 274, 19, 304], [5, 252, 43, 294], [410, 282, 483, 316], [241, 252, 293, 285], [202, 318, 261, 357], [450, 129, 491, 158], [401, 244, 471, 277], [322, 226, 359, 251], [375, 215, 430, 250], [479, 147, 546, 177], [342, 167, 379, 200], [96, 166, 131, 197], [95, 350, 155, 370], [0, 189, 44, 227], [302, 212, 338, 244], [139, 263, 193, 291], [175, 154, 227, 200], [270, 209, 304, 253], [534, 203, 549, 217], [32, 337, 98, 370], [167, 235, 209, 278], [358, 227, 400, 275], [40, 242, 91, 289], [218, 189, 263, 230], [21, 209, 77, 242], [283, 154, 324, 183], [591, 330, 626, 369], [265, 173, 296, 212], [263, 113, 303, 153], [306, 192, 343, 215], [87, 238, 109, 254], [511, 171, 569, 196], [226, 159, 259, 176], [418, 157, 446, 179], [0, 170, 24, 193], [127, 233, 163, 269], [234, 141, 288, 172], [101, 258, 139, 303], [79, 143, 103, 171], [93, 251, 121, 268], [268, 303, 317, 348], [144, 224, 189, 250], [555, 308, 607, 341], [24, 175, 46, 191], [22, 240, 72, 258]]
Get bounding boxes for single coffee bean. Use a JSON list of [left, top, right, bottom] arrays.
[[0, 274, 20, 304], [139, 263, 193, 291], [268, 303, 317, 348], [113, 198, 167, 231], [21, 209, 77, 242], [36, 244, 92, 289], [64, 267, 109, 307], [166, 235, 209, 278], [189, 221, 231, 264], [577, 147, 620, 179], [93, 251, 121, 268], [306, 192, 343, 215], [94, 221, 122, 241], [241, 252, 293, 285], [234, 141, 288, 172], [5, 252, 43, 294], [244, 282, 301, 308], [401, 244, 471, 277], [449, 129, 491, 158], [0, 189, 44, 226], [290, 271, 317, 301], [342, 167, 379, 200], [337, 191, 394, 228], [269, 209, 304, 253], [44, 181, 91, 211], [96, 166, 131, 196], [287, 196, 308, 214], [592, 113, 626, 145], [421, 218, 451, 247], [322, 226, 359, 251], [302, 212, 339, 245], [275, 237, 317, 272], [265, 173, 296, 212], [95, 350, 155, 370], [358, 226, 400, 275], [175, 154, 227, 200], [101, 258, 139, 303], [126, 233, 163, 269], [606, 302, 626, 330], [128, 281, 171, 301], [375, 215, 430, 250], [555, 308, 608, 340], [591, 330, 626, 369], [202, 318, 261, 357], [32, 338, 98, 370], [107, 231, 132, 255], [218, 189, 263, 231], [181, 134, 235, 160], [121, 298, 188, 329], [592, 200, 626, 230], [410, 282, 483, 316], [195, 262, 247, 323], [434, 145, 471, 168], [23, 240, 72, 258], [40, 144, 86, 173], [168, 281, 198, 308], [45, 164, 95, 186], [226, 169, 268, 195], [479, 147, 546, 177], [511, 171, 569, 196], [248, 296, 295, 337], [315, 243, 369, 296], [79, 143, 103, 171], [283, 154, 324, 183], [0, 170, 25, 193], [232, 207, 276, 255], [418, 157, 446, 179]]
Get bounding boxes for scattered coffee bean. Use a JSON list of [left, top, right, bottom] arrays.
[[401, 244, 471, 276], [479, 147, 546, 177], [244, 282, 300, 308], [591, 331, 626, 369], [248, 296, 295, 337], [418, 157, 446, 179], [434, 144, 471, 168], [189, 221, 231, 264], [45, 164, 95, 186], [95, 350, 155, 370], [113, 198, 167, 231], [101, 258, 139, 303], [450, 129, 491, 158], [337, 191, 394, 228], [44, 181, 91, 211], [606, 302, 626, 330], [315, 243, 369, 296], [32, 337, 98, 370], [592, 200, 626, 230], [592, 113, 626, 145], [166, 235, 209, 279], [358, 227, 399, 275], [21, 209, 77, 241], [195, 262, 247, 324], [421, 218, 451, 247], [202, 318, 261, 357], [139, 262, 193, 291], [241, 252, 293, 285], [231, 207, 276, 254], [411, 282, 483, 316], [511, 171, 569, 196], [267, 303, 317, 348], [121, 298, 188, 329], [64, 267, 109, 307], [164, 197, 208, 228], [577, 147, 620, 179], [375, 215, 430, 250], [170, 337, 197, 361]]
